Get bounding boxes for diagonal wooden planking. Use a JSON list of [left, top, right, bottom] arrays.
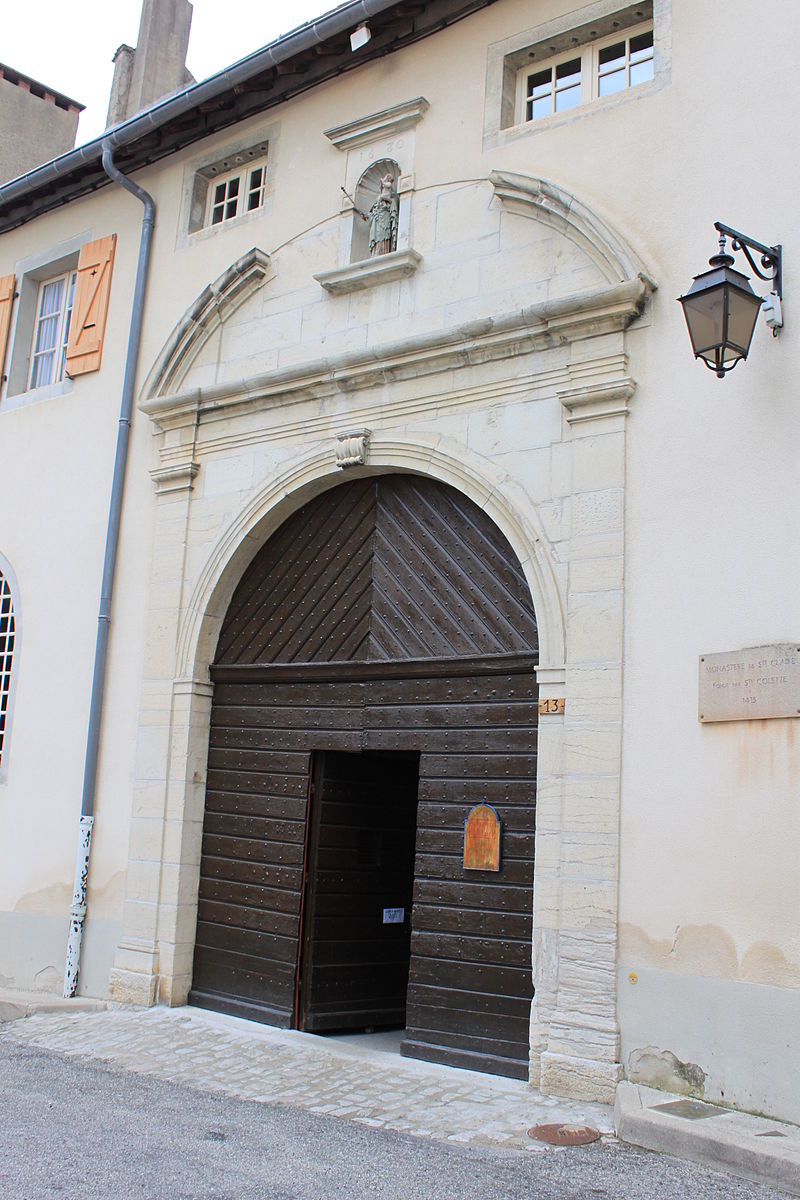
[[215, 476, 538, 665]]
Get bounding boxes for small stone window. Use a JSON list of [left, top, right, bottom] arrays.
[[516, 20, 653, 124], [484, 1, 662, 145], [187, 140, 270, 235]]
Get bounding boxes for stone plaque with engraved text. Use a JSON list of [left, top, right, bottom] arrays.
[[699, 644, 800, 723]]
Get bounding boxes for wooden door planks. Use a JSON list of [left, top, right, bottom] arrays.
[[191, 664, 537, 1074]]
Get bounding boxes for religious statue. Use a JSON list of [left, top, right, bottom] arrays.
[[366, 172, 399, 256], [343, 171, 399, 258]]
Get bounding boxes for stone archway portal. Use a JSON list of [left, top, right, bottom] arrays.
[[190, 474, 539, 1080]]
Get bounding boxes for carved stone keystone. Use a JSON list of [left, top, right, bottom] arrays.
[[335, 429, 370, 468]]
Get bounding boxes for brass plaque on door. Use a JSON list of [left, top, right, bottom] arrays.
[[463, 804, 501, 872]]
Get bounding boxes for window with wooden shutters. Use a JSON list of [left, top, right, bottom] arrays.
[[0, 274, 15, 383], [64, 234, 116, 378]]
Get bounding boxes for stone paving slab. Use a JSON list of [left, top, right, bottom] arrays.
[[2, 1005, 612, 1151], [0, 990, 105, 1023]]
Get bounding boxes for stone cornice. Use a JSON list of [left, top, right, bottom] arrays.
[[490, 171, 656, 288], [140, 277, 652, 432], [324, 97, 429, 151], [150, 461, 200, 494], [558, 377, 636, 425], [142, 248, 273, 400]]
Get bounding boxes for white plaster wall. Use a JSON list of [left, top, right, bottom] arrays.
[[0, 188, 157, 994]]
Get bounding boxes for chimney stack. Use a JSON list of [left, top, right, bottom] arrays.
[[107, 0, 194, 127]]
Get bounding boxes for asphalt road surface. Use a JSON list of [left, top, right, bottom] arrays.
[[0, 1039, 788, 1200]]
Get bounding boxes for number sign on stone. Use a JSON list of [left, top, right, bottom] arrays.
[[463, 804, 501, 871], [699, 644, 800, 723]]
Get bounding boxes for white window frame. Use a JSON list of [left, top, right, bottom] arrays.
[[27, 269, 77, 391], [205, 157, 269, 228], [515, 20, 654, 125]]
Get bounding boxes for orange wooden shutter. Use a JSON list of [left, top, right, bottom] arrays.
[[65, 234, 117, 378], [0, 274, 15, 380]]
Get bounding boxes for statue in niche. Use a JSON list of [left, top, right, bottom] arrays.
[[366, 172, 399, 256], [344, 170, 399, 258]]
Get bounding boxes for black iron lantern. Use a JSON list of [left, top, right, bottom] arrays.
[[678, 223, 782, 379]]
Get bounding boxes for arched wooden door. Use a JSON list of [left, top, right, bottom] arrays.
[[190, 475, 539, 1079]]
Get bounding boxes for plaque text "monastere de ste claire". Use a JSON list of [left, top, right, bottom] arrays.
[[699, 644, 800, 723]]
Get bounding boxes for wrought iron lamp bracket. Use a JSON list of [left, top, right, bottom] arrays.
[[714, 221, 782, 299]]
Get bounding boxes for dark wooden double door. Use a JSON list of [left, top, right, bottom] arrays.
[[190, 475, 540, 1078]]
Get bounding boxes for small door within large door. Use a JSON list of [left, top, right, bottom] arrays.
[[298, 750, 419, 1033]]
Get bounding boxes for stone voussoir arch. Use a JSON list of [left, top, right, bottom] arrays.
[[176, 431, 566, 684]]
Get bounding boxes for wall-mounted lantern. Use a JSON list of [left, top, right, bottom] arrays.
[[678, 222, 782, 378]]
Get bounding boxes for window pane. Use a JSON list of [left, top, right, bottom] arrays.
[[598, 68, 626, 96], [30, 353, 55, 389], [528, 94, 553, 120], [249, 167, 263, 189], [33, 311, 60, 356], [599, 41, 626, 70], [38, 278, 63, 323], [213, 182, 226, 206], [228, 177, 240, 198], [555, 58, 581, 85], [629, 58, 654, 87], [528, 68, 553, 99], [555, 83, 581, 111], [630, 30, 654, 60]]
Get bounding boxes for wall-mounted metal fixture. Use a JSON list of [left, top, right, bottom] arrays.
[[678, 222, 782, 378], [350, 23, 371, 51]]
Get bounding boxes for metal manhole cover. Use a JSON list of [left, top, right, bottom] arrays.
[[527, 1123, 601, 1146]]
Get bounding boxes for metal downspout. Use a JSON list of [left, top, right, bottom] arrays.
[[63, 145, 156, 998]]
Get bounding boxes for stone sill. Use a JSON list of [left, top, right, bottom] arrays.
[[314, 249, 422, 296]]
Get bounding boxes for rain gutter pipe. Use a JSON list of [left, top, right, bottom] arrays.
[[63, 144, 155, 998]]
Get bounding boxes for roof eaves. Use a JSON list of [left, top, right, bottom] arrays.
[[0, 0, 448, 232]]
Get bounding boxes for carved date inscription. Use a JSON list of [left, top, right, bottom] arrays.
[[699, 644, 800, 723]]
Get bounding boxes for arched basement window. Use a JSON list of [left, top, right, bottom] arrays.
[[0, 563, 17, 776]]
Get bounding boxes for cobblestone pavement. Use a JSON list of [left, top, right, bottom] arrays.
[[4, 1005, 612, 1151]]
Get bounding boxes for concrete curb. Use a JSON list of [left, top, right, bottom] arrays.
[[0, 990, 106, 1024], [615, 1082, 800, 1197]]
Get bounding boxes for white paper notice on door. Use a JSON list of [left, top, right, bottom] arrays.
[[382, 907, 404, 924]]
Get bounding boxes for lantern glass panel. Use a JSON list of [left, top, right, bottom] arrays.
[[726, 287, 762, 355], [681, 286, 725, 357]]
